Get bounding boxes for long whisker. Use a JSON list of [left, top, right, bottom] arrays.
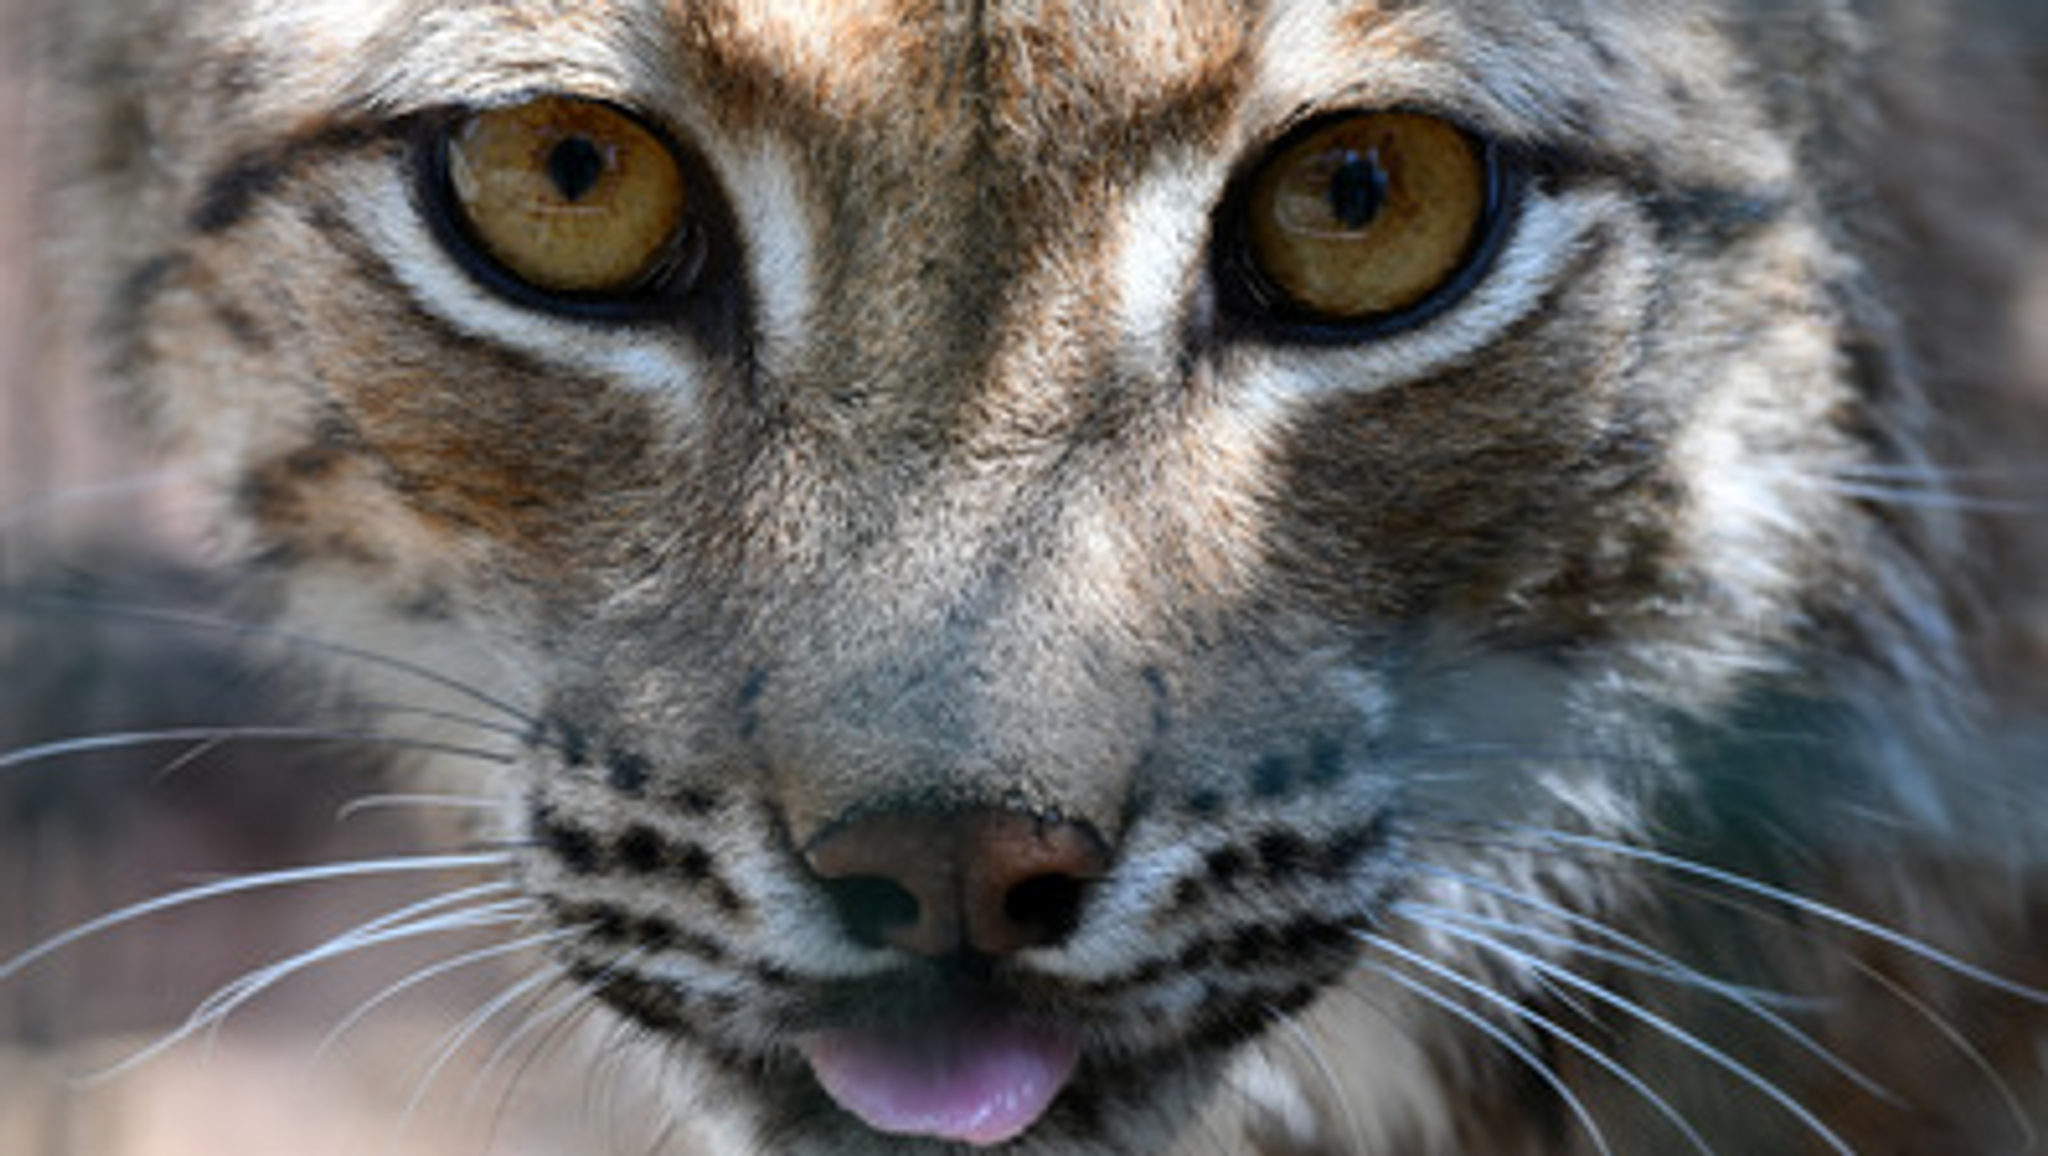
[[1387, 743, 1679, 773], [0, 852, 512, 985], [148, 735, 237, 782], [590, 1012, 643, 1156], [1495, 825, 2048, 1004], [335, 791, 512, 828], [1353, 942, 1624, 1156], [473, 977, 610, 1153], [309, 925, 566, 1075], [344, 701, 539, 744], [1800, 478, 2040, 515], [106, 706, 527, 786], [1360, 931, 1713, 1156], [395, 957, 573, 1149], [462, 947, 645, 1127], [463, 974, 588, 1112], [636, 1111, 689, 1156], [1845, 956, 2039, 1150], [198, 885, 528, 1029], [147, 710, 518, 783], [0, 595, 537, 727], [1392, 888, 1886, 1099], [84, 895, 538, 1085], [1401, 910, 1858, 1156], [1398, 854, 1822, 1009], [0, 726, 515, 776], [337, 794, 511, 823], [1824, 461, 2042, 484], [1267, 1006, 1365, 1148]]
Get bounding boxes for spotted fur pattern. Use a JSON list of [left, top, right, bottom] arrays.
[[29, 0, 2048, 1153]]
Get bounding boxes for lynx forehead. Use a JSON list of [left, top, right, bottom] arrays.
[[28, 0, 2048, 1153]]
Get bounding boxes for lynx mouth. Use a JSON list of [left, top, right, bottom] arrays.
[[579, 932, 1322, 1151], [799, 990, 1083, 1147]]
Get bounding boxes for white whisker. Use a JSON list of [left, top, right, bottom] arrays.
[[84, 894, 537, 1086], [1824, 461, 2037, 484], [348, 701, 539, 743], [1801, 478, 2039, 515], [150, 735, 235, 782], [463, 975, 585, 1111], [310, 926, 568, 1074], [1399, 855, 1823, 1009], [475, 981, 612, 1154], [0, 595, 536, 726], [0, 726, 515, 776], [462, 947, 644, 1126], [1393, 890, 1887, 1099], [0, 852, 513, 985], [1267, 1005, 1365, 1148], [1361, 930, 1710, 1156], [1499, 826, 2048, 1004], [197, 887, 530, 1030], [1354, 940, 1623, 1156], [1405, 911, 1858, 1156], [395, 962, 569, 1149], [1847, 956, 2039, 1150], [338, 794, 511, 823]]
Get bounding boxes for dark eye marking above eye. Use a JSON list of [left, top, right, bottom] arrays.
[[189, 117, 400, 236]]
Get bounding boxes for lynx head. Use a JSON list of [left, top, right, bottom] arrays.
[[66, 0, 1993, 1151]]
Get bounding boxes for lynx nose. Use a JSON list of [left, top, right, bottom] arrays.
[[805, 809, 1111, 958]]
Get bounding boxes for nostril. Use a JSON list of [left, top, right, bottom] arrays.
[[804, 807, 1110, 958], [1003, 873, 1089, 946], [821, 875, 922, 951]]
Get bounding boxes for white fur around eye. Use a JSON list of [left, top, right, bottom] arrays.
[[1228, 189, 1625, 417], [347, 165, 714, 408], [1111, 155, 1226, 370], [1109, 160, 1624, 423], [723, 140, 817, 379]]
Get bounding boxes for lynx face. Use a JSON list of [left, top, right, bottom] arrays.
[[36, 0, 2048, 1152]]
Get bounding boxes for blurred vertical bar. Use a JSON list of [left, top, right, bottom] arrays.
[[1, 0, 38, 567], [1, 0, 163, 579]]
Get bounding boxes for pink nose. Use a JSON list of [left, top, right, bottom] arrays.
[[804, 808, 1110, 957]]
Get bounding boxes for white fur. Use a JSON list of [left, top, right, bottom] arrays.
[[725, 141, 819, 382], [1231, 190, 1617, 424], [346, 168, 711, 413]]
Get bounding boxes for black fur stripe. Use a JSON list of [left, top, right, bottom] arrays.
[[534, 807, 750, 915], [189, 114, 417, 235]]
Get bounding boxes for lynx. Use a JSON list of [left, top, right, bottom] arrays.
[[7, 0, 2048, 1153]]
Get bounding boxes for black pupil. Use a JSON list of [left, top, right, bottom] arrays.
[[548, 137, 608, 203], [1328, 149, 1390, 230]]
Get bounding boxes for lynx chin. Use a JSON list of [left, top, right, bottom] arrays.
[[7, 1, 2048, 1154]]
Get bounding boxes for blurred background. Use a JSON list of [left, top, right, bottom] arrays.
[[0, 4, 592, 1154]]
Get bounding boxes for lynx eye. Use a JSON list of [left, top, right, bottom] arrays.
[[436, 97, 695, 300], [1234, 111, 1507, 333]]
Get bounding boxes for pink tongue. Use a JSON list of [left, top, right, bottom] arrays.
[[800, 1005, 1081, 1147]]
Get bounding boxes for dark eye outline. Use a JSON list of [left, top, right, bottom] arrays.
[[413, 96, 740, 326], [1212, 110, 1528, 345]]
